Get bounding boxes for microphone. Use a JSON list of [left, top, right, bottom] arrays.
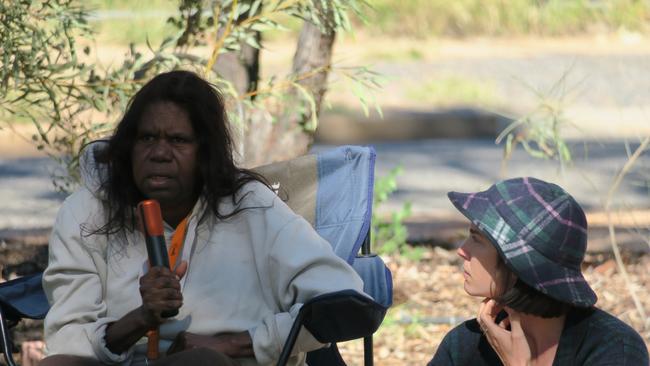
[[138, 199, 178, 318]]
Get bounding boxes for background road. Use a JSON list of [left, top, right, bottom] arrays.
[[2, 138, 648, 236], [1, 42, 649, 251]]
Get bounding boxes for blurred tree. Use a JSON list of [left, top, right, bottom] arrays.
[[0, 0, 378, 191], [170, 0, 348, 165]]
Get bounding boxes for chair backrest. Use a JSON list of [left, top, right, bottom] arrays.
[[254, 146, 375, 264], [262, 146, 393, 366]]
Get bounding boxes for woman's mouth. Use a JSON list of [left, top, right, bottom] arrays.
[[147, 175, 172, 187]]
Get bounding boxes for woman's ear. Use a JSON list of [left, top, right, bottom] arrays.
[[492, 263, 516, 298]]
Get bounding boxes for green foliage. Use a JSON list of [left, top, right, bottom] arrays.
[[496, 69, 577, 173], [0, 1, 200, 192], [166, 0, 369, 50], [284, 0, 370, 33], [1, 0, 379, 192], [372, 166, 423, 260], [338, 66, 384, 118], [91, 1, 650, 44], [366, 0, 650, 38], [1, 0, 94, 191], [90, 0, 177, 10]]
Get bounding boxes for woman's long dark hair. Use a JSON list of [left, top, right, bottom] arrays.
[[93, 70, 268, 236]]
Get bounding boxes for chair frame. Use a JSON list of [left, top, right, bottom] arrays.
[[0, 145, 391, 366], [277, 231, 388, 366], [0, 305, 18, 366]]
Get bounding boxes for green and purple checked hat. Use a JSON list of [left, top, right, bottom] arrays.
[[448, 177, 597, 307]]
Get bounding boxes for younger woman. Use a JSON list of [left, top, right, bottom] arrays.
[[430, 177, 648, 366]]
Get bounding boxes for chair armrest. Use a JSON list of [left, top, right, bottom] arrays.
[[0, 273, 49, 322], [0, 272, 49, 366], [300, 289, 387, 343], [276, 289, 387, 366]]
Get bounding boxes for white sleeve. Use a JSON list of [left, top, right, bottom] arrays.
[[43, 196, 133, 364], [250, 215, 365, 365]]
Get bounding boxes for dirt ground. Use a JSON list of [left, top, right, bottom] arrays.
[[1, 35, 649, 364], [336, 248, 650, 365], [2, 238, 648, 365]]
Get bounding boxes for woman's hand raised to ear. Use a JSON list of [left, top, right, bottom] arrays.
[[478, 299, 532, 366]]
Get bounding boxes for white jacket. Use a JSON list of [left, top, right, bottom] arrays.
[[43, 181, 364, 365]]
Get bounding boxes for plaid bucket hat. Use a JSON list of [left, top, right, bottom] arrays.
[[448, 177, 597, 307]]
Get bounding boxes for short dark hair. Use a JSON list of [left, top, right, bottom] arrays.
[[93, 70, 268, 237], [493, 255, 573, 318], [497, 278, 572, 318]]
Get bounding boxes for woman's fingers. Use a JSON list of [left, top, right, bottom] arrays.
[[141, 268, 182, 290], [141, 288, 183, 307], [481, 300, 500, 328], [488, 300, 504, 317], [149, 298, 183, 312], [505, 307, 525, 337], [501, 307, 534, 362], [139, 266, 184, 322], [142, 288, 183, 301], [479, 301, 499, 332], [481, 300, 513, 345], [477, 303, 534, 366], [499, 317, 511, 329]]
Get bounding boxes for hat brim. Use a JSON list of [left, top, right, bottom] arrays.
[[448, 191, 597, 308]]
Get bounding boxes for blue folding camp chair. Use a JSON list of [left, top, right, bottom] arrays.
[[255, 146, 393, 366], [0, 145, 392, 366]]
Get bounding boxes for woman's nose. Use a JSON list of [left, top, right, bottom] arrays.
[[150, 139, 172, 161], [457, 239, 470, 260]]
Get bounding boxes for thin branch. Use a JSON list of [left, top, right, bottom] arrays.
[[604, 136, 650, 328], [239, 64, 331, 99], [205, 0, 238, 76], [237, 0, 301, 28]]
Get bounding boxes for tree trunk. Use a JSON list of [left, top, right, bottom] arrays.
[[213, 38, 260, 96], [241, 22, 336, 167], [291, 21, 336, 127], [207, 2, 337, 167]]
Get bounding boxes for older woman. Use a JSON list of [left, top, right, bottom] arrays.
[[40, 70, 363, 366], [430, 177, 648, 366]]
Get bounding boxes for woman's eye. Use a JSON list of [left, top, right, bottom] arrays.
[[470, 232, 484, 243], [138, 135, 155, 142], [171, 137, 188, 143]]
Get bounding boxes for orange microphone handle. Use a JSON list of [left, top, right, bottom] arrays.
[[138, 200, 169, 267], [146, 330, 160, 360], [138, 200, 177, 318], [145, 235, 170, 269]]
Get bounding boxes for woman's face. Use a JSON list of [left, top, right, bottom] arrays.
[[457, 223, 505, 298], [131, 101, 199, 212]]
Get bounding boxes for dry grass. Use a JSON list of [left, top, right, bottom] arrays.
[[338, 247, 650, 365]]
